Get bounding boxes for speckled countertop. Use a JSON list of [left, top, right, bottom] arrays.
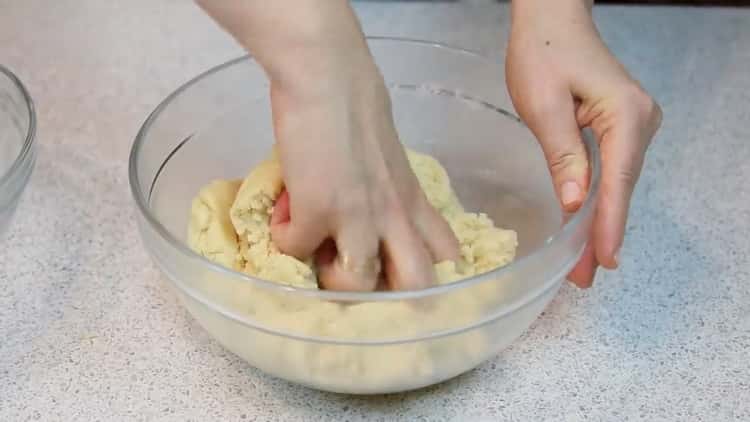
[[1, 1, 748, 421]]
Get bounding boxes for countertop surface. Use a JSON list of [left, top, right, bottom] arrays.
[[1, 1, 748, 421]]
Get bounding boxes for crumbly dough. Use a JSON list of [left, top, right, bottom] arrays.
[[189, 149, 516, 288], [186, 148, 519, 392], [188, 179, 244, 271]]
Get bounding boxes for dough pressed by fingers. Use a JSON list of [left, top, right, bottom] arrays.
[[229, 152, 317, 289], [188, 179, 244, 271], [189, 148, 517, 288]]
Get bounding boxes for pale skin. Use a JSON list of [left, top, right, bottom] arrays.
[[197, 0, 662, 291]]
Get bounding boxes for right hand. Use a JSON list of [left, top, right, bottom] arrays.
[[268, 51, 459, 292], [197, 0, 458, 291]]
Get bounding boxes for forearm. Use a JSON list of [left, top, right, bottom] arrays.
[[196, 0, 373, 92]]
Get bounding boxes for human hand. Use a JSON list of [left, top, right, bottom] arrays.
[[506, 0, 662, 287], [268, 54, 459, 291], [198, 0, 460, 291]]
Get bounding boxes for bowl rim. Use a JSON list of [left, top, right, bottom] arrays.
[[0, 64, 36, 189], [129, 36, 601, 304]]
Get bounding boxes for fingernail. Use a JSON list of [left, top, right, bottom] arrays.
[[613, 248, 620, 268], [561, 181, 582, 209]]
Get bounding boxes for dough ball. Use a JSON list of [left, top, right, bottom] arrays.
[[228, 155, 317, 289]]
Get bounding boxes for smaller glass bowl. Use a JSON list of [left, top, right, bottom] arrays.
[[0, 65, 36, 238]]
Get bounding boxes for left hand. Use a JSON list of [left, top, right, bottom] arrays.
[[506, 0, 662, 287]]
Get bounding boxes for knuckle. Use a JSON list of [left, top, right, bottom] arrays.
[[622, 83, 660, 121], [616, 167, 640, 190], [548, 151, 584, 174], [619, 83, 663, 147]]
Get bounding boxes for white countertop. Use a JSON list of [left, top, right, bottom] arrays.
[[1, 1, 749, 420]]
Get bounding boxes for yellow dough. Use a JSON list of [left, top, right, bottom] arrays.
[[188, 179, 244, 271], [186, 148, 519, 392], [189, 149, 517, 288]]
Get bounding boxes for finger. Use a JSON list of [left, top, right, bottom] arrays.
[[317, 220, 381, 292], [567, 241, 598, 288], [525, 92, 590, 213], [314, 240, 390, 291], [270, 189, 291, 225], [381, 216, 436, 291], [413, 201, 460, 262], [270, 190, 328, 259], [314, 238, 337, 268], [593, 116, 652, 269]]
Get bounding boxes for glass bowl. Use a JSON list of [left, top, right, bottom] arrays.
[[129, 38, 600, 394], [0, 65, 36, 239]]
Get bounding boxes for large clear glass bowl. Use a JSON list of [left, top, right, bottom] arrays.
[[129, 38, 600, 394], [0, 65, 36, 239]]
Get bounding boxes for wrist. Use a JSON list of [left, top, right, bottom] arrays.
[[242, 8, 377, 102], [266, 44, 382, 105], [198, 0, 377, 101], [509, 0, 599, 49], [511, 0, 593, 29]]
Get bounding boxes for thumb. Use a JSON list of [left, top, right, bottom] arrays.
[[270, 189, 327, 259], [525, 94, 589, 212]]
